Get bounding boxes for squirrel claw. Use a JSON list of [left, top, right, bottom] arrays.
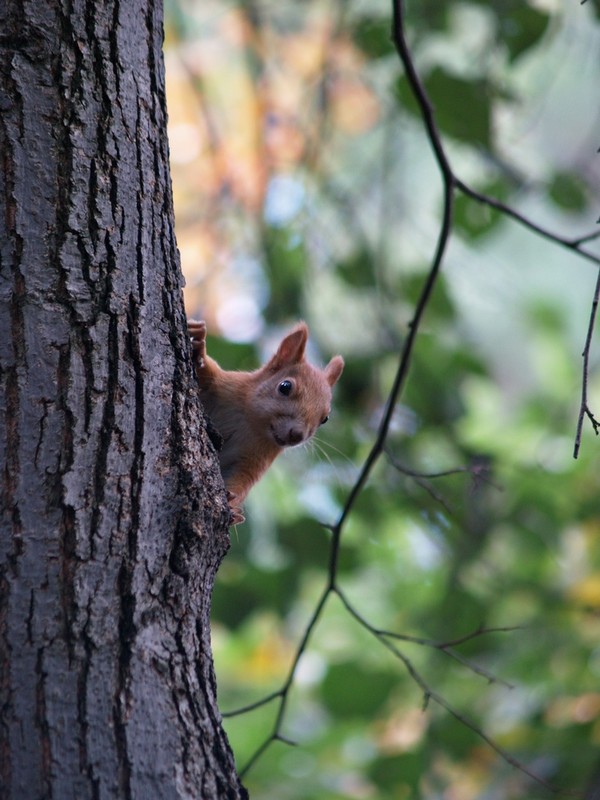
[[188, 319, 207, 364], [226, 491, 245, 525], [229, 509, 245, 526]]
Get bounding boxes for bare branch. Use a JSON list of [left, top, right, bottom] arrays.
[[235, 586, 332, 777], [379, 636, 561, 794], [336, 588, 516, 688], [328, 0, 456, 570], [371, 623, 524, 649], [335, 588, 561, 794], [222, 689, 283, 718], [228, 1, 599, 788], [572, 228, 600, 247], [574, 269, 600, 458], [455, 179, 600, 268], [387, 449, 499, 486], [385, 450, 502, 512]]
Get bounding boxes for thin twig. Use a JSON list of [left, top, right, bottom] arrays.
[[574, 268, 600, 458], [380, 639, 558, 792], [572, 228, 600, 247], [434, 647, 514, 688], [222, 689, 283, 718], [231, 0, 459, 774], [236, 585, 332, 777], [335, 588, 561, 794], [336, 589, 516, 688], [388, 462, 471, 480], [455, 179, 600, 268], [328, 0, 456, 571], [378, 630, 517, 688], [226, 1, 598, 789], [385, 450, 501, 512], [386, 450, 500, 489]]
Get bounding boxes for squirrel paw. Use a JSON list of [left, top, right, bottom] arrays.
[[188, 319, 207, 366], [226, 492, 245, 526], [229, 509, 245, 526]]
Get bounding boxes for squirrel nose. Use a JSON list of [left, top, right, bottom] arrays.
[[287, 428, 304, 446]]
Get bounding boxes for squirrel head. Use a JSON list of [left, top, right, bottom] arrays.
[[253, 323, 344, 449]]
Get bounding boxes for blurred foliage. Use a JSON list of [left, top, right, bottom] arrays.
[[165, 0, 600, 797]]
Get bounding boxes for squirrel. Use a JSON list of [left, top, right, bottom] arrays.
[[188, 320, 344, 524]]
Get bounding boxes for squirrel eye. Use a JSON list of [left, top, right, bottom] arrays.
[[320, 415, 329, 425], [278, 379, 293, 396]]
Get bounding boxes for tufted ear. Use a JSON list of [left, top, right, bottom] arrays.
[[324, 355, 344, 387], [266, 323, 308, 371]]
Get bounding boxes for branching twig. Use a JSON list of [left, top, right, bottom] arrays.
[[574, 269, 600, 458], [455, 179, 600, 268], [329, 0, 456, 566], [377, 625, 521, 689], [229, 0, 460, 775], [455, 182, 600, 456], [385, 450, 502, 513], [234, 585, 331, 777], [337, 591, 518, 689], [336, 587, 561, 794], [571, 228, 600, 247], [225, 0, 597, 790], [221, 689, 283, 717]]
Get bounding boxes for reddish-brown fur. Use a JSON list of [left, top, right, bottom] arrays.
[[189, 320, 344, 524]]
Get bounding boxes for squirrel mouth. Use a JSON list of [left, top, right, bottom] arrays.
[[272, 431, 286, 447], [270, 425, 287, 447], [271, 424, 305, 448]]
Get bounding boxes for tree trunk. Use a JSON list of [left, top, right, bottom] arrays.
[[0, 2, 246, 798]]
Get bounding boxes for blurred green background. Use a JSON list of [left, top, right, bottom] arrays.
[[165, 1, 600, 797]]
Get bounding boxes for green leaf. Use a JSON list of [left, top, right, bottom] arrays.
[[407, 0, 451, 33], [278, 519, 332, 567], [401, 273, 456, 322], [338, 249, 377, 288], [203, 335, 257, 372], [321, 661, 397, 718], [212, 565, 300, 627], [263, 224, 307, 320], [396, 68, 492, 147], [368, 753, 425, 791], [454, 195, 502, 239], [454, 179, 508, 240], [499, 6, 551, 62], [426, 68, 492, 147], [353, 17, 395, 59], [548, 172, 588, 212]]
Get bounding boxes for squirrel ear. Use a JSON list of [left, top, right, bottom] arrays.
[[267, 323, 308, 370], [324, 355, 344, 387]]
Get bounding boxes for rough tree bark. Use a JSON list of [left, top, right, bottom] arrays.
[[0, 2, 247, 798]]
